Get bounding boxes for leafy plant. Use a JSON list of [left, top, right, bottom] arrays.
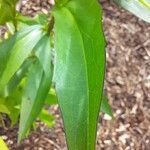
[[1, 0, 149, 149], [0, 0, 108, 149]]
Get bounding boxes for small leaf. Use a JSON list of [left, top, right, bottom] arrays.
[[45, 88, 58, 105], [0, 83, 23, 125], [6, 22, 15, 34], [114, 0, 150, 23], [38, 109, 55, 127], [19, 35, 52, 141], [5, 87, 22, 125], [101, 95, 113, 117]]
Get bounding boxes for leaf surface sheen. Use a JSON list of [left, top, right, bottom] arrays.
[[0, 25, 44, 90], [53, 1, 105, 149]]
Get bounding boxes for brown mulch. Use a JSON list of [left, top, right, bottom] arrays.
[[0, 0, 150, 150]]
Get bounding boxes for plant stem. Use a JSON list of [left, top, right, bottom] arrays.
[[12, 4, 17, 32], [0, 113, 6, 130], [47, 16, 54, 35]]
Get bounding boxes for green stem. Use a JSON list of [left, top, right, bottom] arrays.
[[12, 4, 17, 32], [0, 113, 6, 129], [47, 17, 54, 35]]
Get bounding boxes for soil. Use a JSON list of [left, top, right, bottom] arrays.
[[0, 0, 150, 150]]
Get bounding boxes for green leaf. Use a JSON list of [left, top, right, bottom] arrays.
[[0, 25, 44, 90], [101, 95, 113, 117], [0, 85, 22, 125], [0, 104, 10, 114], [38, 109, 55, 127], [0, 26, 36, 76], [55, 0, 69, 5], [0, 58, 34, 97], [16, 13, 48, 27], [0, 35, 17, 77], [5, 87, 22, 125], [34, 35, 52, 78], [52, 1, 105, 149], [6, 22, 16, 35], [0, 56, 34, 125], [18, 35, 52, 141], [0, 0, 18, 24], [114, 0, 150, 23], [45, 88, 58, 105]]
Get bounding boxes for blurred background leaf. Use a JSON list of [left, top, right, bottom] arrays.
[[0, 137, 9, 150], [114, 0, 150, 23], [0, 0, 18, 25]]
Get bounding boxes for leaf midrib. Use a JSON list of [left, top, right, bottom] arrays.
[[61, 7, 90, 148]]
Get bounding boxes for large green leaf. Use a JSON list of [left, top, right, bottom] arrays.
[[52, 0, 105, 149], [114, 0, 150, 23], [18, 35, 52, 141], [45, 90, 113, 117], [0, 25, 44, 90]]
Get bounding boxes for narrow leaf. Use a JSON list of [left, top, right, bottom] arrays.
[[0, 25, 42, 78], [19, 35, 52, 141], [52, 1, 105, 149], [0, 25, 44, 90], [0, 58, 34, 97]]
